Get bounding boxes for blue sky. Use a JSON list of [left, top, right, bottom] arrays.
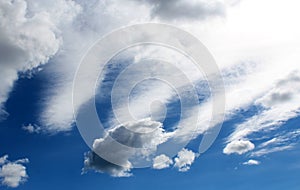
[[1, 73, 300, 189], [0, 64, 300, 189], [1, 0, 300, 189]]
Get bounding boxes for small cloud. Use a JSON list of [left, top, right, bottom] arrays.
[[223, 140, 255, 155], [0, 109, 9, 122], [243, 159, 260, 166], [0, 155, 8, 165], [152, 154, 173, 170], [22, 124, 42, 134], [0, 155, 29, 188], [174, 148, 196, 172]]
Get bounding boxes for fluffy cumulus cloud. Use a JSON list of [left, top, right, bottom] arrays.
[[0, 0, 57, 118], [223, 140, 255, 155], [0, 155, 29, 188], [152, 154, 173, 170], [0, 0, 80, 121], [174, 149, 196, 172], [83, 118, 173, 177]]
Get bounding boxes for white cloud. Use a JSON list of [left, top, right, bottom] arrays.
[[0, 0, 80, 121], [243, 159, 260, 166], [257, 72, 300, 108], [83, 118, 173, 177], [83, 151, 132, 177], [186, 0, 300, 131], [223, 140, 255, 155], [0, 155, 8, 165], [138, 0, 226, 21], [95, 0, 300, 161], [0, 155, 29, 188], [39, 0, 151, 132], [22, 123, 42, 134], [1, 0, 300, 175], [33, 0, 225, 133], [249, 129, 300, 157], [174, 148, 196, 172], [224, 71, 300, 155], [152, 154, 173, 169], [251, 145, 294, 157], [259, 129, 300, 149], [259, 138, 282, 148], [0, 164, 28, 188], [29, 0, 300, 136]]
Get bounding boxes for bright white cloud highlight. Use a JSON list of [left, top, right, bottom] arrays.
[[243, 159, 260, 166]]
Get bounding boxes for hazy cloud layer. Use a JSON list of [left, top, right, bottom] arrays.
[[138, 0, 225, 21]]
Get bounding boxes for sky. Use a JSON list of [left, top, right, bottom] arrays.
[[0, 0, 300, 189]]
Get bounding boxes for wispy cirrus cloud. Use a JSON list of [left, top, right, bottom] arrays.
[[224, 71, 300, 156]]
